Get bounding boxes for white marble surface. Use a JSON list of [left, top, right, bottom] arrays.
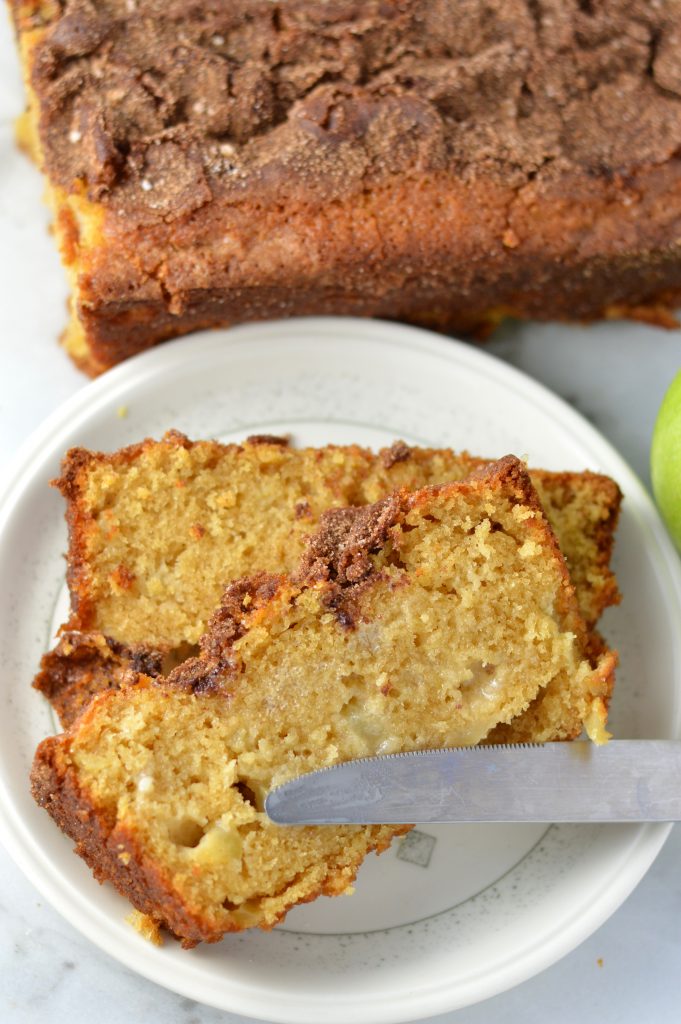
[[1, 10, 681, 1023]]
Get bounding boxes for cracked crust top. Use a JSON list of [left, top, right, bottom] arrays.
[[12, 0, 681, 223]]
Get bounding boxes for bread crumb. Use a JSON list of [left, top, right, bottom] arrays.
[[597, 957, 604, 968], [126, 910, 163, 945], [117, 405, 129, 419], [585, 700, 612, 745]]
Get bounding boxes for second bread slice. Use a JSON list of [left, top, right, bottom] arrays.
[[36, 434, 621, 733]]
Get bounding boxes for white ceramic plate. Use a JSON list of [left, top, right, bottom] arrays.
[[0, 317, 679, 1024]]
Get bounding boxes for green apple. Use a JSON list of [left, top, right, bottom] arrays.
[[651, 369, 681, 551]]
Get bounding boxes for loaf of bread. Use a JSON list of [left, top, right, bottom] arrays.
[[35, 433, 620, 742], [10, 0, 681, 373], [32, 458, 616, 945]]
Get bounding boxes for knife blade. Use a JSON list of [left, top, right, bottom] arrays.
[[264, 741, 681, 824]]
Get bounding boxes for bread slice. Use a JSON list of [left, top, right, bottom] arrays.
[[36, 433, 620, 734], [32, 458, 616, 946]]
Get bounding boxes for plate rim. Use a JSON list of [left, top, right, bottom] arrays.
[[0, 316, 679, 1023]]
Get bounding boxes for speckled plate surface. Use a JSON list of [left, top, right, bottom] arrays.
[[0, 317, 679, 1024]]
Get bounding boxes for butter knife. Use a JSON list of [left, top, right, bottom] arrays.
[[265, 741, 681, 824]]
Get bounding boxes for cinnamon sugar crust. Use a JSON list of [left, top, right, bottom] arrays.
[[34, 631, 163, 725], [9, 0, 681, 372], [297, 494, 405, 588], [16, 0, 681, 212]]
